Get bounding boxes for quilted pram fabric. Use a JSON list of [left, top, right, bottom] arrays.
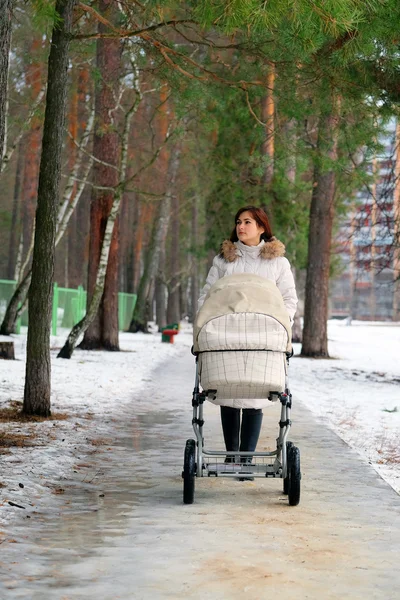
[[193, 274, 291, 409]]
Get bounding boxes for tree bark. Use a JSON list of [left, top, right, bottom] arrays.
[[130, 198, 142, 293], [7, 141, 24, 279], [66, 72, 79, 288], [0, 0, 12, 171], [80, 0, 121, 351], [301, 95, 340, 358], [20, 38, 44, 262], [0, 342, 14, 360], [393, 120, 400, 320], [261, 64, 275, 189], [189, 192, 199, 322], [134, 85, 171, 331], [291, 267, 303, 344], [155, 244, 167, 330], [23, 0, 76, 416], [74, 65, 92, 286], [166, 186, 181, 325], [283, 109, 301, 341], [123, 183, 136, 294]]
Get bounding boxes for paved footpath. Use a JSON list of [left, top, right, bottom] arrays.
[[1, 350, 400, 600]]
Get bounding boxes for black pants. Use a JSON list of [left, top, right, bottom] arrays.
[[220, 406, 263, 457]]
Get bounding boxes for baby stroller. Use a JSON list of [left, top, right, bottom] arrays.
[[183, 273, 301, 506]]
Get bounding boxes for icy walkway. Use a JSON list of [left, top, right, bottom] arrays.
[[1, 349, 400, 600]]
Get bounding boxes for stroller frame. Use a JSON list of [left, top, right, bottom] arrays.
[[182, 353, 301, 506]]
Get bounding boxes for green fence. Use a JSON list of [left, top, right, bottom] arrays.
[[0, 279, 136, 335]]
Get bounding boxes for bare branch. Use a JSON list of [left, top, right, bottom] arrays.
[[67, 129, 119, 171], [75, 4, 195, 40]]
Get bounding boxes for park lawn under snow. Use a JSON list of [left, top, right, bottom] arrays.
[[0, 320, 399, 530], [290, 320, 400, 493]]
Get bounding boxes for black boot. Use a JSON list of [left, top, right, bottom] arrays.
[[239, 409, 263, 479], [220, 406, 240, 463]]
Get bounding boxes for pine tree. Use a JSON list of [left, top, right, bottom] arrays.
[[23, 0, 76, 415]]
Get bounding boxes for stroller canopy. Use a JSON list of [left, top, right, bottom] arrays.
[[194, 273, 292, 353]]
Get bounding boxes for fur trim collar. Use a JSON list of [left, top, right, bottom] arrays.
[[219, 237, 285, 262]]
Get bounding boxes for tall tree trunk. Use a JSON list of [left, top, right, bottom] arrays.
[[155, 245, 167, 330], [129, 197, 141, 293], [74, 65, 92, 286], [80, 0, 121, 351], [118, 189, 131, 292], [393, 120, 400, 321], [20, 38, 43, 262], [129, 144, 181, 332], [261, 64, 275, 189], [145, 85, 170, 330], [0, 0, 12, 170], [132, 200, 143, 292], [66, 71, 79, 287], [123, 182, 136, 294], [260, 63, 275, 221], [7, 141, 24, 279], [166, 187, 181, 324], [189, 192, 199, 322], [23, 0, 76, 416], [283, 112, 302, 341], [291, 268, 302, 344], [301, 95, 340, 358]]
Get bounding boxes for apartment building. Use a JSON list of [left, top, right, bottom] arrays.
[[330, 119, 400, 321]]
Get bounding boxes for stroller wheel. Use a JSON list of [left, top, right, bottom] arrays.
[[183, 439, 196, 504], [288, 446, 301, 506], [283, 441, 294, 495]]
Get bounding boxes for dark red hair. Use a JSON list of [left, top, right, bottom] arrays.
[[229, 205, 273, 242]]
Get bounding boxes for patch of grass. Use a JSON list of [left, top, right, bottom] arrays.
[[89, 437, 112, 446], [376, 437, 400, 464], [0, 431, 35, 449], [0, 401, 69, 423], [338, 415, 356, 428]]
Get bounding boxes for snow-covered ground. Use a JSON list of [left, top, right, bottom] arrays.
[[0, 320, 399, 530], [290, 320, 400, 494]]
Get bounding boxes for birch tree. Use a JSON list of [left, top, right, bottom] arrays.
[[0, 109, 94, 336], [0, 0, 12, 171], [79, 0, 122, 351], [58, 95, 139, 358]]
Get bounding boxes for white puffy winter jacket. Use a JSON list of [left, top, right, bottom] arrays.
[[198, 238, 298, 322]]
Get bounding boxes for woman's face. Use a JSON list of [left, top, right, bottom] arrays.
[[236, 211, 265, 246]]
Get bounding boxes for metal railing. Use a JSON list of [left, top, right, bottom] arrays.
[[0, 279, 136, 335]]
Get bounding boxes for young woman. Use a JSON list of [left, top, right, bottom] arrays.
[[197, 205, 298, 464]]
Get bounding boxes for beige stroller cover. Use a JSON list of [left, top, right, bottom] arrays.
[[193, 274, 292, 409]]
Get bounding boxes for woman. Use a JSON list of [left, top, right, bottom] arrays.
[[197, 205, 298, 464]]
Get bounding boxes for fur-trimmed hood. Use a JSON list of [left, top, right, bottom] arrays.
[[219, 237, 285, 263]]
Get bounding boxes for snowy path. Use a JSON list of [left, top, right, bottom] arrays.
[[2, 348, 400, 600]]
